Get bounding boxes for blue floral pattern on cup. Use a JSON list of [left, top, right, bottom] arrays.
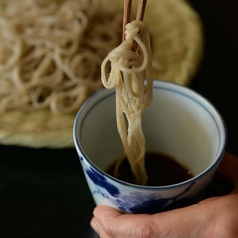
[[85, 165, 195, 214], [86, 167, 120, 196]]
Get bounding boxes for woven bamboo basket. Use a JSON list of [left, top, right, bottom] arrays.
[[0, 0, 204, 148]]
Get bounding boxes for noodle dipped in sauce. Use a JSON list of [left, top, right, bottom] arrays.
[[101, 20, 153, 185]]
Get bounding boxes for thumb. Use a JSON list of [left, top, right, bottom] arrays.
[[92, 204, 209, 238], [92, 191, 238, 237]]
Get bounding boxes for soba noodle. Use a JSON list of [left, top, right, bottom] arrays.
[[101, 20, 153, 185], [0, 0, 122, 113]]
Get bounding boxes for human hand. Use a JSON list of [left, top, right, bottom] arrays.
[[90, 153, 238, 238]]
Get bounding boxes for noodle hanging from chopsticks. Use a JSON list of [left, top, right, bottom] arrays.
[[101, 20, 153, 185]]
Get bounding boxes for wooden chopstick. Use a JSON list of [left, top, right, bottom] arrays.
[[136, 0, 147, 21], [122, 0, 147, 41], [122, 0, 132, 41]]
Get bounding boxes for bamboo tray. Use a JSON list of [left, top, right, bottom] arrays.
[[0, 0, 204, 148]]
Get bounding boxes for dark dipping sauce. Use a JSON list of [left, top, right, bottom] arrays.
[[105, 152, 193, 186]]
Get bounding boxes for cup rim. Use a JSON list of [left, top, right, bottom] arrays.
[[73, 80, 227, 190]]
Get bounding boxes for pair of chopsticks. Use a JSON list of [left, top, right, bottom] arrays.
[[122, 0, 148, 41]]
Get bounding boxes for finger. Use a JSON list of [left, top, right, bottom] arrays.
[[90, 217, 98, 233], [93, 204, 211, 238], [93, 194, 238, 238], [151, 203, 210, 237], [216, 153, 238, 193], [93, 205, 154, 238], [91, 217, 111, 238], [154, 193, 238, 238]]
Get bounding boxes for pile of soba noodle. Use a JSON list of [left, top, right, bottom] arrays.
[[0, 0, 122, 113], [101, 20, 153, 185]]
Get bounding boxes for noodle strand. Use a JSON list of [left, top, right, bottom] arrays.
[[101, 20, 153, 185], [0, 0, 122, 113]]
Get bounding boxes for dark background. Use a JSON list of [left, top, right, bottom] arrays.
[[0, 0, 237, 237]]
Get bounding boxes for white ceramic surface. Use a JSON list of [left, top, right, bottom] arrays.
[[73, 80, 226, 214]]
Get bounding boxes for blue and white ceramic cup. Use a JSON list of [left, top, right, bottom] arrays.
[[73, 80, 226, 214]]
